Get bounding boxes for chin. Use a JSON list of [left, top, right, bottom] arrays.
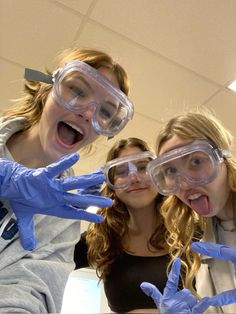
[[47, 148, 70, 163]]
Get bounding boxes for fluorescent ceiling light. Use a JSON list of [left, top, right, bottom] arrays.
[[227, 80, 236, 92]]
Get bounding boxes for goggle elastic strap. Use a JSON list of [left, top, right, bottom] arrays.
[[24, 68, 53, 84], [214, 148, 231, 164], [220, 149, 232, 158]]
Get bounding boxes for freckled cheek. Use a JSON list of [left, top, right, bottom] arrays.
[[48, 102, 64, 118], [39, 109, 57, 136], [44, 93, 65, 115], [39, 100, 62, 138]]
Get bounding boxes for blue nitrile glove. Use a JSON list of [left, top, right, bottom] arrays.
[[0, 153, 112, 251], [191, 242, 236, 266], [191, 241, 236, 311], [192, 289, 236, 313], [140, 258, 197, 313], [141, 252, 236, 314], [77, 169, 103, 196]]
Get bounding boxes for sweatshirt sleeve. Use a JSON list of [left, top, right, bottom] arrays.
[[74, 231, 90, 269], [0, 257, 73, 313], [0, 216, 81, 313]]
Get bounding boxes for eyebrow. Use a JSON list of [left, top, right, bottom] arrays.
[[73, 75, 93, 92], [160, 141, 194, 154], [72, 74, 119, 109], [160, 145, 182, 155]]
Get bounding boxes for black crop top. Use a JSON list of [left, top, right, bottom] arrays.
[[104, 251, 170, 313], [74, 232, 170, 313]]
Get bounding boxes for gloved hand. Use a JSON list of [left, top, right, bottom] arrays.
[[192, 289, 236, 313], [191, 242, 236, 265], [191, 241, 236, 311], [140, 258, 197, 313], [0, 153, 112, 251], [141, 255, 236, 314], [77, 169, 103, 196]]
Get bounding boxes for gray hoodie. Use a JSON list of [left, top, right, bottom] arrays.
[[0, 117, 81, 313]]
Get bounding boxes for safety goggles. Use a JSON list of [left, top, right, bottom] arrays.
[[147, 140, 231, 195], [24, 60, 134, 138], [103, 151, 156, 190]]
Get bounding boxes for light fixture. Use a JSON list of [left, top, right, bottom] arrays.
[[227, 80, 236, 92]]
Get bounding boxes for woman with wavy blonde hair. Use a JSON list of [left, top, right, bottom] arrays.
[[144, 108, 236, 313], [74, 137, 170, 313]]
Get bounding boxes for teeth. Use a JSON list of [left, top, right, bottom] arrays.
[[65, 122, 83, 134], [188, 193, 202, 200]]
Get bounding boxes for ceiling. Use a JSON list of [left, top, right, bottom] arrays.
[[1, 0, 236, 175]]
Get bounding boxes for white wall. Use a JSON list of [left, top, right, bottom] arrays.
[[61, 268, 110, 313]]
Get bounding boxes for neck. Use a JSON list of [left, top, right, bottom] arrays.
[[123, 202, 167, 256], [6, 125, 51, 168], [127, 203, 157, 235]]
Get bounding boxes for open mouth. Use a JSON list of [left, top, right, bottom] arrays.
[[57, 121, 84, 146]]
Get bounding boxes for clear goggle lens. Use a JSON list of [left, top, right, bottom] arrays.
[[103, 151, 157, 190], [52, 61, 133, 137], [147, 140, 230, 195], [24, 61, 134, 138]]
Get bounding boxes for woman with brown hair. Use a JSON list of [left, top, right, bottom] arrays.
[[74, 137, 169, 313]]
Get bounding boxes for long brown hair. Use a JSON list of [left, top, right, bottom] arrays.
[[86, 137, 166, 279]]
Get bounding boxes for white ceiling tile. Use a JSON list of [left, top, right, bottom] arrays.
[[204, 89, 236, 137], [75, 22, 220, 119], [101, 112, 162, 151], [90, 0, 236, 85], [53, 0, 94, 14], [72, 142, 110, 175], [0, 0, 82, 68]]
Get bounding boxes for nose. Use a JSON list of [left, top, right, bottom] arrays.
[[129, 171, 141, 183], [178, 175, 193, 190], [77, 106, 94, 122]]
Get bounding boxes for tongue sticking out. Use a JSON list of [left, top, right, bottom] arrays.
[[189, 195, 211, 215], [58, 122, 83, 146]]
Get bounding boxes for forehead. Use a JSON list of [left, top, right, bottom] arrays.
[[118, 146, 143, 158], [159, 134, 193, 155], [97, 67, 120, 89]]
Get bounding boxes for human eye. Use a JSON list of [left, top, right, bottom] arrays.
[[136, 160, 149, 172], [162, 164, 177, 177], [67, 82, 87, 97], [189, 152, 208, 168], [114, 164, 128, 177], [99, 102, 117, 120], [100, 106, 113, 119]]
